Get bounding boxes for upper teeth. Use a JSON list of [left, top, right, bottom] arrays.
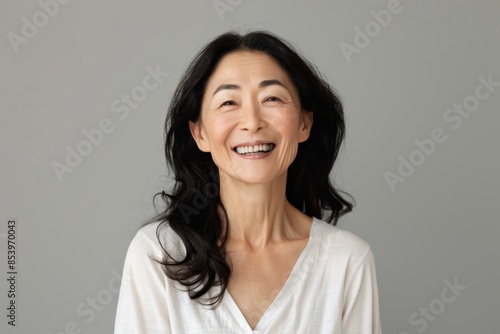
[[235, 144, 274, 154]]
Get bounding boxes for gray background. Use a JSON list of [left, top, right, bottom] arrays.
[[1, 0, 499, 333]]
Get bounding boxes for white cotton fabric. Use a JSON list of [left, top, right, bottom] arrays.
[[114, 217, 382, 334]]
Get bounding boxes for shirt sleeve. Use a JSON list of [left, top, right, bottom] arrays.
[[114, 230, 172, 334], [342, 246, 382, 334]]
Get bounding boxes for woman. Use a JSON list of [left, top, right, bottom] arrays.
[[114, 31, 382, 333]]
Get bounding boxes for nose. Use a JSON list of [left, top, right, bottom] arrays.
[[239, 100, 266, 133]]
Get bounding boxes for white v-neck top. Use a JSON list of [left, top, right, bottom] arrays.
[[114, 217, 382, 333]]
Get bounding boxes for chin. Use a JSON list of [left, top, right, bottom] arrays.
[[234, 169, 286, 185]]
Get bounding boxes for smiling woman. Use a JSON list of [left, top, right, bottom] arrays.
[[114, 31, 382, 334], [191, 51, 312, 186]]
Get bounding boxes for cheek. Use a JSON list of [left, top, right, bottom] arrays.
[[272, 114, 301, 139], [274, 114, 302, 163], [202, 115, 237, 155]]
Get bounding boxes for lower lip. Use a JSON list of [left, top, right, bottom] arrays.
[[233, 148, 274, 160]]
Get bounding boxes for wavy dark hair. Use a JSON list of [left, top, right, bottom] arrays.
[[146, 30, 354, 306]]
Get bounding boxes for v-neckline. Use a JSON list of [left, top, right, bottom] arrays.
[[223, 217, 320, 332]]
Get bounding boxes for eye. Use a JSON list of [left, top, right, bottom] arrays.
[[220, 100, 236, 107], [264, 96, 282, 103], [263, 96, 283, 105]]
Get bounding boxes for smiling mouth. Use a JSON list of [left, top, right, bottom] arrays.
[[233, 143, 276, 155]]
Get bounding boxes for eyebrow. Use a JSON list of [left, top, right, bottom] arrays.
[[212, 79, 286, 96]]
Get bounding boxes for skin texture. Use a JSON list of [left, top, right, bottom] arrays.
[[189, 51, 314, 329]]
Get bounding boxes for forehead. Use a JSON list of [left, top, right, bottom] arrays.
[[206, 51, 294, 87]]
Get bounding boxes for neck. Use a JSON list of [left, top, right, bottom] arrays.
[[218, 172, 309, 248]]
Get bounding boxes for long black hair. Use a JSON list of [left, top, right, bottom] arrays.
[[146, 30, 353, 306]]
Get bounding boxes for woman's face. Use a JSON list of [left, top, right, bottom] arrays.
[[189, 51, 312, 185]]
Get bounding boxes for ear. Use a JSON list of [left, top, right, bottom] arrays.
[[298, 110, 313, 143], [189, 120, 211, 152]]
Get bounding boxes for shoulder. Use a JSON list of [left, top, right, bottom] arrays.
[[126, 221, 186, 261], [313, 217, 371, 254], [312, 217, 374, 278]]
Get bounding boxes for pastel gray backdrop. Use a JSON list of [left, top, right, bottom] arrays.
[[1, 0, 499, 333]]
